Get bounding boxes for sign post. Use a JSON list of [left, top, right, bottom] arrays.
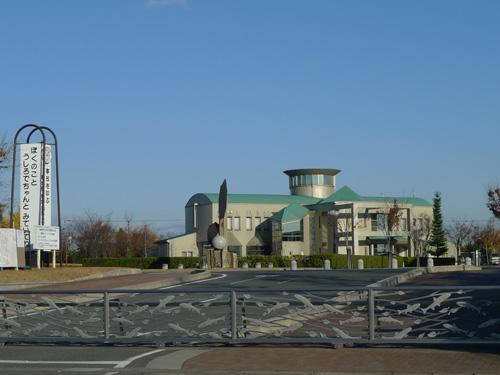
[[10, 125, 62, 269]]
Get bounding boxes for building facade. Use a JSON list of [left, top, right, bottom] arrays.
[[162, 168, 434, 258]]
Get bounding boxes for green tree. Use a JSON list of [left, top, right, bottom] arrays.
[[429, 192, 448, 257]]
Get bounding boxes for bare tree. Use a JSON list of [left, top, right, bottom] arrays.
[[72, 212, 116, 258], [487, 187, 500, 219], [0, 136, 11, 225], [377, 200, 404, 267], [409, 213, 432, 266], [445, 219, 473, 262], [473, 220, 500, 264]]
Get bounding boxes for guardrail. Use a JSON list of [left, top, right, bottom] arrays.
[[1, 286, 499, 345]]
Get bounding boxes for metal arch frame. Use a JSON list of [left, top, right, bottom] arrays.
[[9, 124, 62, 267], [27, 126, 63, 266]]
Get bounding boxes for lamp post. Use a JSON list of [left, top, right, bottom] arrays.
[[328, 209, 352, 269]]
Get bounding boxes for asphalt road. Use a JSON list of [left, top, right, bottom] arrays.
[[1, 268, 500, 374], [179, 268, 407, 290]]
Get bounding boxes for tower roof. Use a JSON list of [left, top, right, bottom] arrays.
[[283, 168, 341, 177]]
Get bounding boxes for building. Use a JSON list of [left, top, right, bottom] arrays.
[[161, 168, 434, 258]]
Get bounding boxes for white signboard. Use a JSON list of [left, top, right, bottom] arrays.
[[34, 226, 60, 250], [0, 228, 22, 268], [19, 143, 51, 250]]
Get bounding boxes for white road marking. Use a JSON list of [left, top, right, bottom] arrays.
[[277, 279, 291, 285], [0, 360, 119, 365], [160, 273, 227, 289], [113, 348, 166, 368], [104, 348, 166, 375], [230, 274, 279, 285]]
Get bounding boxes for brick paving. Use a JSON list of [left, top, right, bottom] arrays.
[[182, 347, 500, 373]]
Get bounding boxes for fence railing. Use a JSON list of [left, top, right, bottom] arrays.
[[1, 286, 499, 345]]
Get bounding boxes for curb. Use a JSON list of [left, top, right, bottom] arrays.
[[0, 268, 143, 291], [367, 268, 428, 288]]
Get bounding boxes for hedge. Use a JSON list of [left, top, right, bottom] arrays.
[[402, 256, 456, 267], [82, 257, 202, 269], [237, 254, 456, 269], [238, 254, 402, 269]]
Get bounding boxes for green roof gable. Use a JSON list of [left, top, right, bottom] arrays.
[[272, 204, 310, 222], [194, 193, 321, 205], [319, 186, 431, 206], [320, 186, 363, 203]]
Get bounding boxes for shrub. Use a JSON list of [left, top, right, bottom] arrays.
[[238, 254, 400, 269], [402, 256, 456, 267], [81, 257, 202, 269]]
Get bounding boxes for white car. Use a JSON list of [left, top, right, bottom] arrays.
[[492, 254, 500, 265]]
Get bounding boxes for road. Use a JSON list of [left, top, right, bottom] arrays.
[[1, 268, 500, 374]]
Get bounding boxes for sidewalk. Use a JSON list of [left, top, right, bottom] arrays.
[[172, 347, 500, 374]]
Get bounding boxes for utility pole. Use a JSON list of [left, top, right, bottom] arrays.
[[143, 225, 147, 258]]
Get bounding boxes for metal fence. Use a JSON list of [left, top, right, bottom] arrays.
[[1, 285, 500, 345]]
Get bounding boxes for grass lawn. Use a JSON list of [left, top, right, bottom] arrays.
[[0, 267, 126, 284]]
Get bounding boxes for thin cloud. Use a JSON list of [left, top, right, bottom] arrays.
[[146, 0, 187, 7]]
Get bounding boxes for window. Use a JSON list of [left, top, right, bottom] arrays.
[[193, 203, 198, 228], [377, 214, 387, 231], [305, 175, 312, 184], [234, 217, 241, 231], [375, 244, 387, 255], [228, 246, 241, 255], [245, 217, 252, 231], [312, 175, 320, 185], [226, 217, 232, 230], [247, 246, 268, 256], [254, 217, 261, 227], [324, 175, 334, 185], [181, 251, 193, 257], [399, 218, 407, 231], [371, 214, 378, 231]]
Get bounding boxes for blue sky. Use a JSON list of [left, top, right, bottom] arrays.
[[1, 0, 499, 234]]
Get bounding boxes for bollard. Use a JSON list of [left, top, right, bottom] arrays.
[[465, 257, 472, 266], [177, 263, 184, 269], [242, 262, 249, 269], [268, 262, 273, 269], [391, 258, 398, 269], [162, 264, 169, 270], [427, 257, 434, 270], [291, 259, 297, 271], [255, 262, 261, 269], [324, 259, 331, 270], [357, 259, 364, 270]]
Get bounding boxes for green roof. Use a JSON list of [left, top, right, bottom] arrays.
[[155, 231, 196, 243], [272, 204, 310, 222], [320, 186, 363, 203], [319, 185, 431, 206], [360, 196, 431, 206], [198, 193, 321, 205]]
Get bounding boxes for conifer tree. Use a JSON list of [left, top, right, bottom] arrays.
[[429, 192, 448, 257]]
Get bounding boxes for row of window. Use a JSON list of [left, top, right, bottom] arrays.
[[226, 216, 269, 231], [289, 174, 334, 187], [370, 214, 408, 232]]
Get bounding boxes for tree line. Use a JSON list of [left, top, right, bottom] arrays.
[[62, 213, 162, 261]]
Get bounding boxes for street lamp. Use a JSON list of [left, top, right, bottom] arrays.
[[328, 209, 353, 269]]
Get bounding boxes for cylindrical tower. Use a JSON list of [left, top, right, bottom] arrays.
[[284, 168, 340, 199]]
